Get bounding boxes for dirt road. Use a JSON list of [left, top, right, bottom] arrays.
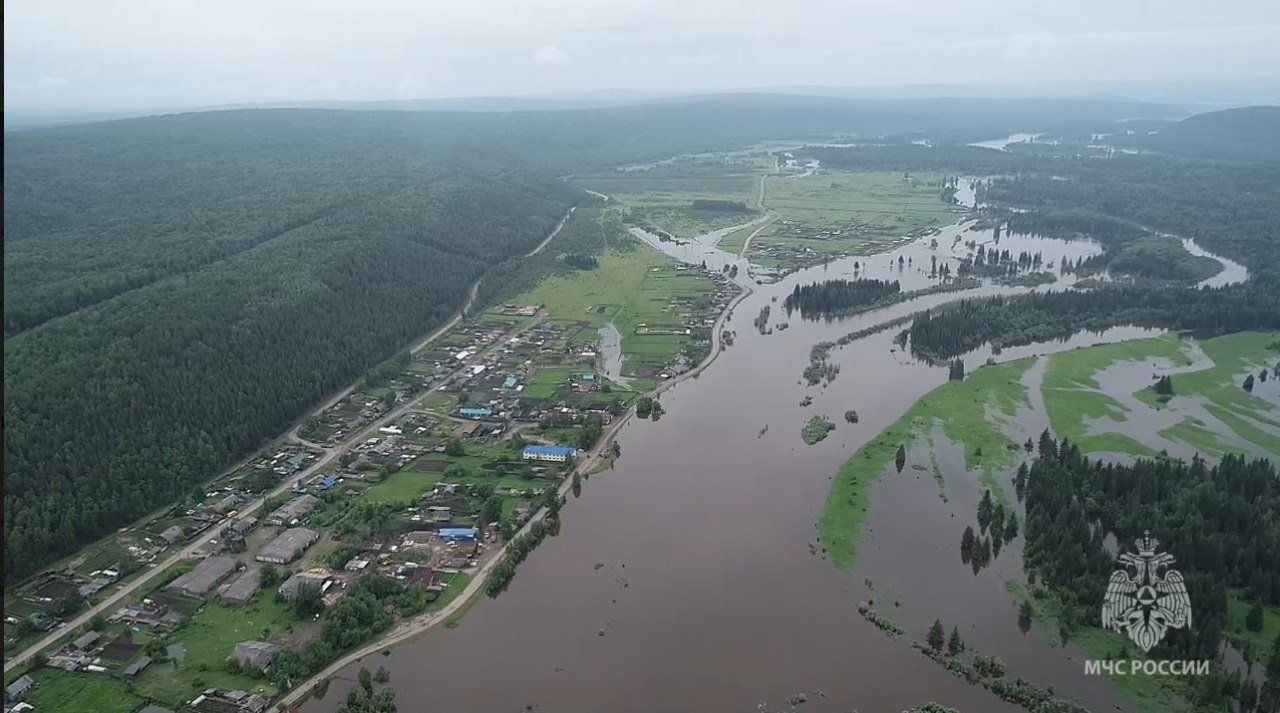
[[4, 205, 577, 675]]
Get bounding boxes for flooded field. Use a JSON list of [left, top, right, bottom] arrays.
[[307, 179, 1255, 713]]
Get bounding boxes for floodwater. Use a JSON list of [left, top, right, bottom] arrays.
[[308, 182, 1249, 713], [597, 323, 633, 388], [968, 133, 1045, 151]]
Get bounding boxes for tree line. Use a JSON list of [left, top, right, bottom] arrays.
[[906, 283, 1280, 361]]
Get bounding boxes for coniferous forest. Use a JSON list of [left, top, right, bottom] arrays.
[[1021, 435, 1280, 709], [783, 278, 901, 319]]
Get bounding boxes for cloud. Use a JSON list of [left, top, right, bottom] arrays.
[[528, 45, 570, 64]]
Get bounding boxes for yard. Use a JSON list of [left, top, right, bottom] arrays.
[[22, 669, 144, 713]]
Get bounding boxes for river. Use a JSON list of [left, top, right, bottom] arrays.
[[307, 182, 1247, 713]]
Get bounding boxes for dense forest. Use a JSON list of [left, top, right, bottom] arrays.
[[906, 285, 1280, 361], [1021, 435, 1280, 710], [3, 169, 577, 581], [783, 278, 901, 319]]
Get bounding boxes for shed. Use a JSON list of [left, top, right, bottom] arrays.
[[230, 641, 279, 672], [160, 525, 185, 544], [5, 674, 34, 704], [123, 656, 152, 678], [72, 630, 101, 651]]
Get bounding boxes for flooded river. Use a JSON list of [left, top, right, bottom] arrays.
[[308, 183, 1247, 713]]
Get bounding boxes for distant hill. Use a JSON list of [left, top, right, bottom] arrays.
[[1144, 106, 1280, 161]]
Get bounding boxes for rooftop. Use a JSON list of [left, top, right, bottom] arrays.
[[166, 556, 238, 596], [256, 527, 317, 563], [522, 445, 576, 457], [230, 641, 278, 672], [217, 567, 262, 604]]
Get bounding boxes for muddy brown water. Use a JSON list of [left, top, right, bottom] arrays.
[[307, 193, 1246, 713]]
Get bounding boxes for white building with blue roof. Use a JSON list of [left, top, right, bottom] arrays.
[[521, 445, 577, 462]]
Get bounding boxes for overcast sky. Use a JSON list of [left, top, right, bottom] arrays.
[[6, 0, 1280, 112]]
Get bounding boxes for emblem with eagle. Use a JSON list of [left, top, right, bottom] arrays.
[[1101, 532, 1191, 652]]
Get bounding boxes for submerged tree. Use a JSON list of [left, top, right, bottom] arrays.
[[1018, 600, 1034, 634], [927, 619, 946, 652], [895, 444, 907, 474], [977, 490, 994, 533], [960, 526, 976, 563]]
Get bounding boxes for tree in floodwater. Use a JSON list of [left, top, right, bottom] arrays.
[[1153, 374, 1174, 395], [1018, 600, 1034, 634], [1013, 462, 1029, 501], [1003, 511, 1019, 542], [977, 490, 994, 534], [1245, 373, 1256, 393], [948, 359, 965, 381], [895, 444, 907, 473], [340, 666, 397, 713], [960, 526, 976, 563], [947, 627, 965, 656], [927, 619, 946, 652]]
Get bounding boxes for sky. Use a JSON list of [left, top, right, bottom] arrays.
[[6, 0, 1280, 113]]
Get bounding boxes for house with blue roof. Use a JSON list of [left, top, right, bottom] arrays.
[[522, 445, 577, 463], [458, 407, 493, 419], [438, 527, 478, 541], [319, 475, 338, 491]]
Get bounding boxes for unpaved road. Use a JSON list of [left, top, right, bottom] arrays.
[[4, 205, 577, 674]]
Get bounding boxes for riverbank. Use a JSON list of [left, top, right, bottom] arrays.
[[279, 244, 755, 707]]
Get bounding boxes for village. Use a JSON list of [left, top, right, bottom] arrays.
[[4, 258, 737, 713]]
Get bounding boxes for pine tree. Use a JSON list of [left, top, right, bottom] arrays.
[[947, 627, 965, 656], [1003, 511, 1019, 542], [895, 444, 907, 474], [977, 490, 994, 533], [960, 526, 976, 561], [1247, 601, 1266, 633], [927, 619, 946, 652]]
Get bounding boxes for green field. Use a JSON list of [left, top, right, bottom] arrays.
[[765, 171, 955, 229], [819, 358, 1031, 569], [123, 594, 289, 706], [22, 669, 145, 713], [572, 163, 759, 239], [510, 248, 715, 380], [362, 470, 444, 505], [1044, 332, 1280, 456], [1224, 591, 1280, 655], [718, 216, 772, 255], [749, 171, 960, 265]]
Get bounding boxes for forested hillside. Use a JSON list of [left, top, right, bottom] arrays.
[[0, 96, 1188, 581], [3, 168, 576, 581]]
